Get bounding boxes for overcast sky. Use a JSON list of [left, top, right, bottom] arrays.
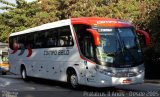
[[0, 0, 36, 13]]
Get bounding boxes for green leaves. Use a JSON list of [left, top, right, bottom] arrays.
[[0, 0, 16, 7]]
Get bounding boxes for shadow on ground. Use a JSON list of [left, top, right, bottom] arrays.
[[26, 77, 133, 92]]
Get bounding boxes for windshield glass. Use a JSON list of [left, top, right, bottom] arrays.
[[93, 27, 143, 68]]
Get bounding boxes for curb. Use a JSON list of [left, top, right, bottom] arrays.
[[144, 80, 160, 84]]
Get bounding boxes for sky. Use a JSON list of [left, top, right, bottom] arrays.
[[0, 0, 36, 13]]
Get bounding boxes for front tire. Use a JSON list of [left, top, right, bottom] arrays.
[[69, 73, 79, 89]]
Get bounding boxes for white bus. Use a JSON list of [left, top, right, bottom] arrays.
[[9, 17, 150, 88]]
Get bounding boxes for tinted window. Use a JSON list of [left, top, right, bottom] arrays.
[[18, 35, 25, 49], [46, 29, 58, 47], [9, 36, 19, 50], [25, 33, 34, 49], [9, 26, 74, 49], [9, 37, 14, 50], [57, 26, 74, 47], [34, 31, 45, 48]]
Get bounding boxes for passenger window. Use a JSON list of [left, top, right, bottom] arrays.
[[9, 26, 74, 49], [58, 26, 74, 47], [26, 33, 34, 48], [11, 37, 19, 50], [34, 32, 45, 48], [9, 37, 14, 50], [18, 35, 25, 49], [46, 29, 58, 47]]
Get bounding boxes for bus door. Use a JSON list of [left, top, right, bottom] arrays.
[[80, 35, 97, 84]]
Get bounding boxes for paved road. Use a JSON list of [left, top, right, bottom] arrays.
[[0, 75, 160, 97]]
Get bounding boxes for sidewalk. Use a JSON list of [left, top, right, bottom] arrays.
[[144, 79, 160, 84]]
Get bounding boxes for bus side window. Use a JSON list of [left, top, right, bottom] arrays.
[[58, 38, 65, 46], [9, 37, 14, 50], [47, 37, 54, 46], [68, 35, 73, 45], [25, 33, 34, 49], [46, 29, 58, 47], [13, 37, 19, 49], [34, 32, 45, 48], [58, 26, 74, 47], [18, 35, 25, 49]]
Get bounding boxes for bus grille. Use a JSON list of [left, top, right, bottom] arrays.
[[113, 72, 138, 77]]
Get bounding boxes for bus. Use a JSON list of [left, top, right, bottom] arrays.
[[0, 42, 9, 75], [8, 17, 150, 88]]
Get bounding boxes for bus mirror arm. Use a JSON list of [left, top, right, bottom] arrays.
[[136, 30, 150, 47], [86, 29, 100, 46]]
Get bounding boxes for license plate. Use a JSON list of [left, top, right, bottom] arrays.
[[123, 79, 131, 84]]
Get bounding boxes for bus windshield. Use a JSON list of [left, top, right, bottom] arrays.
[[93, 27, 143, 68]]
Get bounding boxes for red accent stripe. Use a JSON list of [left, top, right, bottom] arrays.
[[71, 21, 90, 25], [11, 45, 19, 54], [26, 45, 32, 57], [11, 49, 18, 54]]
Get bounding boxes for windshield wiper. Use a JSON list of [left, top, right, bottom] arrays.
[[105, 52, 115, 56]]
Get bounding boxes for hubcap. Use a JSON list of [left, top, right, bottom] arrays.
[[71, 75, 78, 88], [22, 69, 26, 79]]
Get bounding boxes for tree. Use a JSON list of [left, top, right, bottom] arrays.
[[0, 0, 40, 42]]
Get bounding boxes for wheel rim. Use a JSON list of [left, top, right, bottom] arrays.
[[22, 69, 26, 79], [70, 75, 78, 88]]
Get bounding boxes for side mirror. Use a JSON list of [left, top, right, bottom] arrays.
[[86, 29, 100, 46], [136, 30, 150, 47]]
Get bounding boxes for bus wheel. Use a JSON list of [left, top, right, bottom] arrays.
[[21, 67, 28, 81], [70, 73, 79, 89]]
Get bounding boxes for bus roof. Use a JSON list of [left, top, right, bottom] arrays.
[[10, 19, 71, 36], [10, 17, 132, 36], [71, 17, 132, 27]]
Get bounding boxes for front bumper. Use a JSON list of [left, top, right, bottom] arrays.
[[93, 72, 144, 87]]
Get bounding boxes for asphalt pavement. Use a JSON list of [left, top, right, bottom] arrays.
[[0, 74, 160, 97]]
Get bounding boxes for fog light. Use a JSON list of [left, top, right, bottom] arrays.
[[107, 72, 112, 76], [101, 80, 105, 83], [139, 70, 143, 73]]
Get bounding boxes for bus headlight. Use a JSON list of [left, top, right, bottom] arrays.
[[131, 64, 144, 74], [95, 65, 113, 76], [106, 72, 112, 76], [138, 69, 144, 73], [138, 64, 144, 73], [100, 70, 113, 76]]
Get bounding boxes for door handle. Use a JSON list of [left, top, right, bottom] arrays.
[[74, 64, 79, 66]]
